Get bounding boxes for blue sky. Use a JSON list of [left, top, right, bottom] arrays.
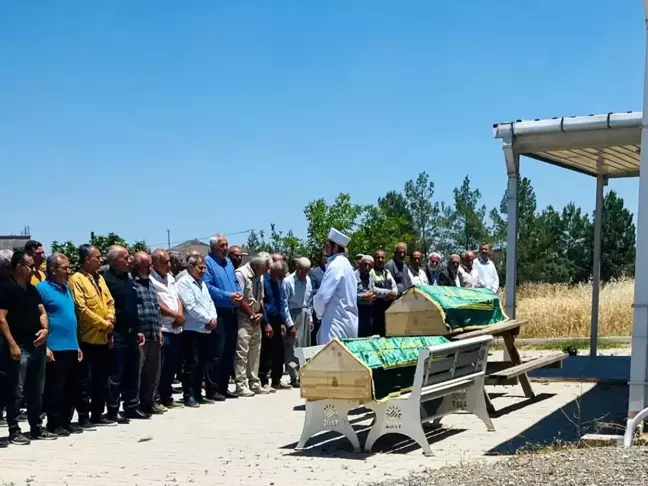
[[0, 1, 644, 250]]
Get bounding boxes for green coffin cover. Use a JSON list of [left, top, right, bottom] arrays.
[[413, 285, 508, 332], [340, 336, 450, 400]]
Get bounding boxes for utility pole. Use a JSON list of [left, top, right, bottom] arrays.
[[166, 229, 171, 250]]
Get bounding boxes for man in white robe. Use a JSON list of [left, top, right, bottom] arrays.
[[313, 229, 358, 344], [474, 243, 500, 293]]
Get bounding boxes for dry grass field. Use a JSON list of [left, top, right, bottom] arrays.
[[507, 278, 634, 338]]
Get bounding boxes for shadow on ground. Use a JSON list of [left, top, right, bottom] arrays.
[[487, 383, 628, 455]]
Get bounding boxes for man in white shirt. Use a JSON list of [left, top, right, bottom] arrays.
[[474, 243, 500, 293], [458, 251, 481, 288], [176, 255, 218, 408], [150, 250, 184, 409], [313, 228, 358, 344]]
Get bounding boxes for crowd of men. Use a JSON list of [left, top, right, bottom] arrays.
[[0, 227, 499, 447]]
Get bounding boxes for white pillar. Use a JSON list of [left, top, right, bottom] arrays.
[[590, 174, 606, 357], [628, 3, 648, 419], [502, 131, 520, 321]]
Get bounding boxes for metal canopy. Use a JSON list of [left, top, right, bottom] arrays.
[[493, 112, 642, 178]]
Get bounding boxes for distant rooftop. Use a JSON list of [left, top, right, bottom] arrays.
[[493, 111, 641, 178], [0, 234, 30, 251]]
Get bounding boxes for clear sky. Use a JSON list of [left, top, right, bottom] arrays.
[[0, 1, 644, 250]]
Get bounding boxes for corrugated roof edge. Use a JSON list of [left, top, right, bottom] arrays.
[[493, 111, 642, 138]]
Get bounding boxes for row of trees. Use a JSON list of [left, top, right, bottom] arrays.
[[51, 232, 148, 269], [246, 172, 636, 284]]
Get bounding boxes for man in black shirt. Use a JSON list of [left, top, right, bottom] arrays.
[[0, 251, 57, 445], [103, 245, 149, 422]]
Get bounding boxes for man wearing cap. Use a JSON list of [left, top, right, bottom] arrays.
[[283, 257, 313, 387], [312, 229, 358, 345]]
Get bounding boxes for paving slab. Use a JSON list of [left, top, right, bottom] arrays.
[[0, 381, 623, 486]]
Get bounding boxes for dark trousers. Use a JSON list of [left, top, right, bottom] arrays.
[[181, 330, 211, 400], [259, 316, 284, 386], [44, 350, 79, 430], [373, 300, 390, 337], [107, 331, 140, 415], [139, 342, 161, 412], [78, 342, 111, 421], [0, 335, 6, 414], [4, 343, 46, 435], [358, 305, 374, 337], [208, 307, 237, 395], [311, 311, 320, 346], [159, 332, 181, 403]]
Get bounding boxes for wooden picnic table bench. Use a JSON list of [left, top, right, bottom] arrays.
[[452, 319, 568, 413]]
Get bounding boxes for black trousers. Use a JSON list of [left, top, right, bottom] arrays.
[[259, 316, 284, 386], [372, 300, 390, 337], [212, 307, 237, 395], [45, 350, 79, 430], [106, 331, 140, 415], [181, 330, 211, 400], [77, 342, 111, 421]]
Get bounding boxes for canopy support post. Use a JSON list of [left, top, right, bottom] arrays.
[[590, 172, 606, 358], [628, 1, 648, 424]]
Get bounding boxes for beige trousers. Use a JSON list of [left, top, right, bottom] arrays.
[[234, 318, 262, 391]]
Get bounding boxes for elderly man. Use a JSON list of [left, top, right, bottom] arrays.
[[131, 252, 165, 416], [24, 240, 46, 285], [204, 234, 244, 401], [0, 249, 12, 283], [458, 251, 480, 288], [474, 243, 499, 293], [37, 253, 83, 436], [283, 257, 313, 387], [0, 251, 54, 444], [385, 242, 412, 295], [103, 245, 147, 422], [313, 229, 358, 344], [259, 261, 292, 390], [69, 244, 115, 428], [228, 246, 244, 270], [370, 250, 398, 336], [439, 254, 461, 287], [425, 252, 442, 285], [233, 253, 268, 397], [176, 254, 218, 407], [407, 250, 429, 286], [356, 255, 375, 338], [150, 249, 184, 409]]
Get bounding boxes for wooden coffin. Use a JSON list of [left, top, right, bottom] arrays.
[[299, 335, 449, 403], [385, 285, 508, 337]]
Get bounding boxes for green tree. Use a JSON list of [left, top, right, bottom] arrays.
[[303, 193, 364, 260], [443, 176, 490, 252], [599, 190, 636, 281], [50, 240, 80, 269], [557, 203, 592, 283], [351, 205, 415, 256], [403, 172, 440, 254]]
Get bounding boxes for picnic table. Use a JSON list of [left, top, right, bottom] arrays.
[[453, 319, 567, 414]]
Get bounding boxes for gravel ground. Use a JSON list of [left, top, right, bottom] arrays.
[[369, 447, 648, 486]]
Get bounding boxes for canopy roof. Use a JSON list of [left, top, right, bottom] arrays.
[[493, 111, 642, 178]]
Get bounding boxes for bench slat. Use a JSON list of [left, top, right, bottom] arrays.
[[488, 352, 567, 380]]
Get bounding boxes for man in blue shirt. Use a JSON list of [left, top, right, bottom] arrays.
[[204, 234, 244, 400], [37, 253, 83, 437], [259, 261, 293, 391]]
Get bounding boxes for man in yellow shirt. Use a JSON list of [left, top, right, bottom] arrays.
[[24, 240, 46, 285], [68, 244, 116, 428]]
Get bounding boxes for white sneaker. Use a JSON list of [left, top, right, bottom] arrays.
[[250, 386, 269, 395], [235, 387, 255, 398], [262, 384, 277, 394]]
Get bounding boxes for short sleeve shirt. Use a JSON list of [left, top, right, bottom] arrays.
[[0, 278, 43, 346]]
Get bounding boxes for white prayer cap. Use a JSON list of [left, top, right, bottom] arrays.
[[328, 228, 350, 247], [361, 255, 374, 263]]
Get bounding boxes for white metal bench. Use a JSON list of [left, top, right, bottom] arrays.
[[295, 336, 494, 455]]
